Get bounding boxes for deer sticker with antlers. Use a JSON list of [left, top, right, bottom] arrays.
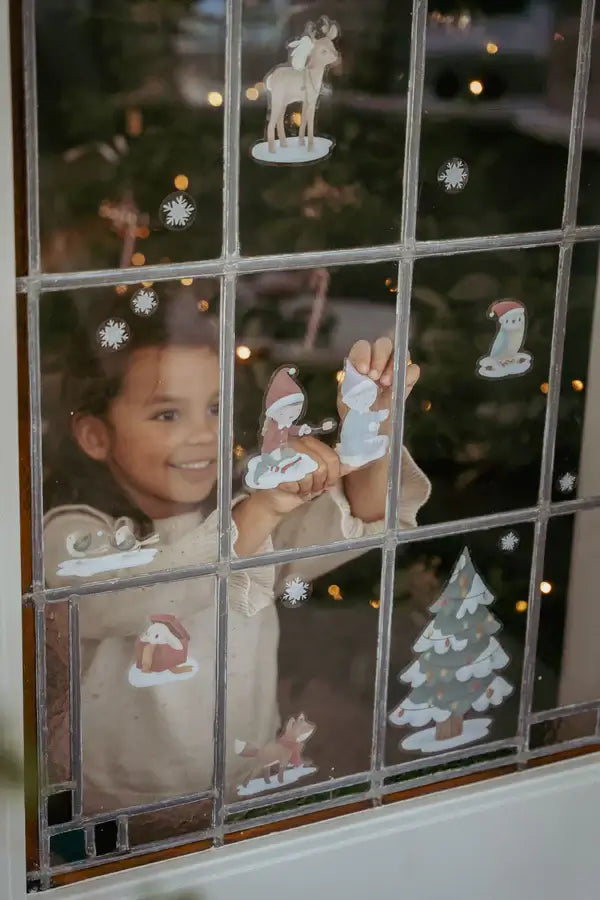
[[251, 16, 340, 165]]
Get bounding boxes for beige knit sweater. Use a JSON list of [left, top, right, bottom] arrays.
[[43, 449, 430, 814]]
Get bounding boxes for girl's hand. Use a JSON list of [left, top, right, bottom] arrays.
[[262, 435, 344, 512], [337, 337, 419, 423]]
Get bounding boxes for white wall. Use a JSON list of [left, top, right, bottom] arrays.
[[50, 755, 600, 900]]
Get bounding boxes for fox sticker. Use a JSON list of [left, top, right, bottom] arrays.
[[235, 713, 316, 787]]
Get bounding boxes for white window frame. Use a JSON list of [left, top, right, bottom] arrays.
[[3, 0, 600, 896]]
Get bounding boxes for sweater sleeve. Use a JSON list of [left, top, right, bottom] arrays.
[[272, 447, 430, 591]]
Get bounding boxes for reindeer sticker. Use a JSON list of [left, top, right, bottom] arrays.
[[251, 16, 340, 165]]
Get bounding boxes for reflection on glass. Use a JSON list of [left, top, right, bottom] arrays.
[[36, 0, 225, 271], [418, 1, 579, 239], [227, 550, 382, 801], [387, 526, 530, 764]]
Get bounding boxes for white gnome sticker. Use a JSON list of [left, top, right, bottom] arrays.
[[244, 365, 336, 490], [336, 359, 390, 467], [477, 299, 533, 379], [128, 614, 199, 688], [251, 16, 340, 165]]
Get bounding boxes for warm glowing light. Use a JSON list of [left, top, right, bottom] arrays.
[[540, 581, 553, 595], [137, 226, 150, 239], [174, 174, 189, 191], [115, 284, 127, 295], [469, 79, 484, 96], [540, 382, 549, 394], [370, 598, 380, 609], [198, 299, 210, 312], [180, 277, 193, 286], [236, 345, 252, 360], [291, 111, 302, 127], [336, 370, 345, 384], [255, 81, 265, 89], [515, 600, 528, 613], [126, 108, 143, 137], [385, 277, 392, 286], [486, 42, 498, 54], [141, 281, 153, 288], [245, 87, 259, 101], [421, 400, 432, 412], [572, 379, 584, 392], [233, 444, 245, 459], [328, 584, 342, 601], [207, 91, 223, 107], [131, 252, 145, 266]]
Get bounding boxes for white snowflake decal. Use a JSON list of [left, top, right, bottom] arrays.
[[160, 191, 196, 230], [437, 157, 469, 193], [280, 577, 311, 608], [499, 531, 520, 552], [97, 318, 130, 351], [131, 288, 158, 317], [557, 472, 577, 494]]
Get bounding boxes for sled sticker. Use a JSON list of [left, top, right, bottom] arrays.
[[336, 358, 390, 468], [477, 299, 533, 379], [128, 614, 199, 688], [244, 365, 336, 490], [58, 522, 160, 578], [251, 16, 340, 166], [235, 713, 317, 796], [388, 546, 513, 753]]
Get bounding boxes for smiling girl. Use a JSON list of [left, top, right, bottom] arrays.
[[43, 287, 430, 814]]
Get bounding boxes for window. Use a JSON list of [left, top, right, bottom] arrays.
[[11, 0, 600, 892]]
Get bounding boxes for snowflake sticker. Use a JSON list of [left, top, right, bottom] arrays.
[[280, 577, 311, 609], [557, 472, 577, 494], [499, 531, 520, 553], [437, 158, 469, 193], [159, 191, 197, 231], [131, 288, 158, 317], [97, 318, 130, 352]]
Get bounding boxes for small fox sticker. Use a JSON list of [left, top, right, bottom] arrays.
[[235, 713, 316, 787]]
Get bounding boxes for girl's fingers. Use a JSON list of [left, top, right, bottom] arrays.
[[347, 339, 372, 375], [369, 336, 393, 381], [405, 362, 420, 398], [289, 437, 342, 497]]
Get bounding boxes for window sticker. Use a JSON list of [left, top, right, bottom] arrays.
[[389, 547, 513, 753], [556, 472, 577, 494], [235, 714, 317, 796], [498, 530, 520, 553], [159, 191, 197, 231], [437, 157, 469, 194], [96, 318, 130, 352], [130, 287, 159, 317], [58, 520, 159, 579], [244, 365, 336, 490], [280, 577, 312, 609], [251, 16, 340, 165], [128, 614, 199, 688], [336, 359, 390, 468], [477, 299, 533, 379]]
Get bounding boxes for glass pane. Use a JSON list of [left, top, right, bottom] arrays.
[[577, 5, 600, 225], [418, 2, 579, 240], [36, 0, 225, 272], [535, 509, 600, 710], [553, 242, 600, 501], [128, 798, 212, 847], [40, 279, 220, 585], [411, 247, 556, 524], [239, 2, 412, 255], [530, 711, 597, 749], [227, 551, 382, 801], [46, 600, 71, 785], [232, 263, 430, 558], [386, 525, 531, 764], [45, 576, 217, 818]]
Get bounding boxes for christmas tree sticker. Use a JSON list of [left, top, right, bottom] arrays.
[[389, 547, 513, 753]]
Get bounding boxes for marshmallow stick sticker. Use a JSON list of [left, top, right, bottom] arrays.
[[336, 359, 390, 468], [245, 365, 336, 490], [251, 16, 340, 165], [477, 299, 533, 379]]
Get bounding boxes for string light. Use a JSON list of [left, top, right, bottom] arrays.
[[369, 599, 380, 609], [174, 174, 189, 191], [421, 400, 432, 412], [540, 581, 553, 595], [233, 445, 245, 459], [115, 284, 127, 295], [180, 277, 193, 286], [328, 584, 342, 601], [245, 87, 259, 101], [131, 252, 145, 266], [540, 382, 549, 394], [469, 80, 484, 95], [572, 379, 584, 392], [198, 299, 210, 312], [291, 111, 302, 127], [141, 281, 153, 288], [207, 91, 223, 107], [236, 345, 251, 360], [486, 42, 499, 54], [515, 600, 528, 613]]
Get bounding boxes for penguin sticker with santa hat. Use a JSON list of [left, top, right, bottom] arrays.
[[128, 614, 199, 688], [477, 299, 532, 379], [245, 365, 336, 490]]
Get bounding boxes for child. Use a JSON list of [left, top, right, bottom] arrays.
[[43, 289, 430, 814]]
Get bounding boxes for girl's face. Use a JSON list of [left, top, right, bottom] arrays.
[[75, 346, 220, 520]]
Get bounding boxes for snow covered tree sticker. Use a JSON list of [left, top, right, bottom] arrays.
[[389, 547, 513, 753]]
